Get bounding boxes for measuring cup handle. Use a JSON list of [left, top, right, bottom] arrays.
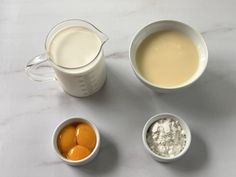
[[25, 53, 55, 82]]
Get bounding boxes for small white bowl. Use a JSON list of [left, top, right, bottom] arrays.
[[142, 113, 191, 162], [52, 117, 100, 166], [130, 20, 208, 93]]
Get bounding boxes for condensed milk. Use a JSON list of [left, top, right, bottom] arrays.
[[130, 20, 208, 93], [136, 30, 199, 88]]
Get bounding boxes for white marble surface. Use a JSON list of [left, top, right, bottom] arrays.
[[1, 0, 236, 176]]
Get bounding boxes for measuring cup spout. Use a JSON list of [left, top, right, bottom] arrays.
[[98, 32, 109, 44], [83, 20, 109, 44]]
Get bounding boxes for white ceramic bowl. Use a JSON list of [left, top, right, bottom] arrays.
[[52, 117, 100, 166], [142, 113, 191, 162], [130, 20, 208, 93]]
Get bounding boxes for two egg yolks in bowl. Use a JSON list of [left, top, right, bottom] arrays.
[[57, 122, 96, 161]]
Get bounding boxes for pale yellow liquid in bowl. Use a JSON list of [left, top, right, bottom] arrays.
[[136, 30, 199, 87]]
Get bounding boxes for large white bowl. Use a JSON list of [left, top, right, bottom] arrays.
[[130, 20, 208, 93]]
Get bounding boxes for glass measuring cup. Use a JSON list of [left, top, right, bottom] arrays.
[[26, 19, 108, 97]]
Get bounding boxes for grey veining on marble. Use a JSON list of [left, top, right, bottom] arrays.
[[0, 0, 236, 177]]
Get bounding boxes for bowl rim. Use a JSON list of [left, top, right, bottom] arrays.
[[129, 20, 208, 90], [142, 113, 191, 161], [52, 117, 100, 164]]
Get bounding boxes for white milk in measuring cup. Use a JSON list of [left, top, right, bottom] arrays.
[[26, 19, 108, 97]]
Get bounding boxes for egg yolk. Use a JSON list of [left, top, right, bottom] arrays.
[[67, 145, 91, 160], [76, 123, 96, 150], [57, 122, 97, 161], [57, 125, 77, 154]]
